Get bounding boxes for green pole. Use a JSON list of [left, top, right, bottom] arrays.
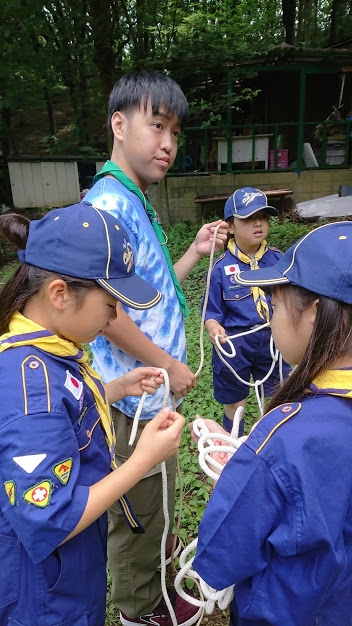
[[227, 71, 233, 173], [296, 68, 307, 171]]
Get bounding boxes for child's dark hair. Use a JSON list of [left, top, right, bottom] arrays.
[[265, 284, 352, 412], [0, 213, 97, 335], [224, 216, 234, 250], [108, 70, 189, 141]]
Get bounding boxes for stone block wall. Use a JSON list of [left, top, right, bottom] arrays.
[[147, 169, 352, 225]]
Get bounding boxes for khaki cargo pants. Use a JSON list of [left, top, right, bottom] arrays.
[[107, 408, 177, 618]]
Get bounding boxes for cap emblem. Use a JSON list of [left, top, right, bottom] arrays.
[[242, 191, 263, 206], [123, 239, 133, 273]]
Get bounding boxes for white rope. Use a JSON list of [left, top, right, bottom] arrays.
[[173, 416, 252, 612], [193, 414, 247, 481], [129, 369, 181, 626], [214, 323, 284, 416], [174, 538, 234, 614]]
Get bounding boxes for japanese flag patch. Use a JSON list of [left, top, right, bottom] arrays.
[[224, 263, 240, 275], [65, 370, 83, 400]]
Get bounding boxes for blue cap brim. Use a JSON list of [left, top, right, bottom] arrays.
[[97, 274, 162, 310], [235, 266, 290, 287], [234, 205, 278, 219]]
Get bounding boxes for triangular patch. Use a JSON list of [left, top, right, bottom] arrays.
[[52, 458, 73, 485], [4, 480, 16, 506], [23, 480, 52, 508], [13, 454, 47, 473]]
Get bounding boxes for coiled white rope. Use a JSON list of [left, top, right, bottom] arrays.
[[174, 538, 234, 614], [173, 412, 253, 612]]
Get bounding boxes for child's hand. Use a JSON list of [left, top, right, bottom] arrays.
[[120, 367, 164, 397], [205, 320, 227, 344], [136, 407, 185, 466], [190, 416, 230, 476], [189, 416, 227, 444], [104, 367, 164, 404]]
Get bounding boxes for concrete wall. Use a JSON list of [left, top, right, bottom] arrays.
[[148, 169, 352, 224]]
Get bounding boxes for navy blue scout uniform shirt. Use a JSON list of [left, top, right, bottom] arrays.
[[0, 345, 111, 625], [193, 388, 352, 625], [204, 247, 283, 330]]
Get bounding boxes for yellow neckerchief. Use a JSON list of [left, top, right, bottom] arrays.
[[228, 238, 270, 322], [0, 312, 116, 468], [308, 369, 352, 398]]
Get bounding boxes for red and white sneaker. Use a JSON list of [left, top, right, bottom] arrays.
[[119, 591, 202, 626]]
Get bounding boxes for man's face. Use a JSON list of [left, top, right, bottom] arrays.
[[111, 99, 181, 192]]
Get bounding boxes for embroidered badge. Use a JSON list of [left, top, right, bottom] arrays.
[[123, 239, 133, 273], [65, 370, 83, 400], [224, 263, 240, 275], [4, 480, 16, 506], [13, 454, 47, 473], [52, 458, 73, 485], [242, 191, 263, 206], [23, 480, 53, 508]]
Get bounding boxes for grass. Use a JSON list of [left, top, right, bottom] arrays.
[[0, 215, 316, 625]]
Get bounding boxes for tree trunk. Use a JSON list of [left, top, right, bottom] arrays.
[[282, 0, 296, 44]]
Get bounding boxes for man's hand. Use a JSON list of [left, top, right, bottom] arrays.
[[166, 358, 197, 400], [194, 219, 228, 257]]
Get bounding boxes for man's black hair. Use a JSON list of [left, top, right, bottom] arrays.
[[108, 70, 189, 140]]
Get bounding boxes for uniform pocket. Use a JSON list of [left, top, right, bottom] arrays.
[[8, 616, 89, 626], [0, 533, 20, 609], [223, 285, 252, 302]]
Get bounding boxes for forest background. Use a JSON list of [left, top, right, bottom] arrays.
[[1, 0, 352, 166]]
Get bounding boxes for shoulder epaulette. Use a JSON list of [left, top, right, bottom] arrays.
[[213, 252, 226, 266], [268, 246, 284, 254], [246, 402, 301, 455]]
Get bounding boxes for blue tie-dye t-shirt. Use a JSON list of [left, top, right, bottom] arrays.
[[84, 176, 187, 419]]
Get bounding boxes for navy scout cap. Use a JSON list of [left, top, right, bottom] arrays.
[[224, 187, 278, 220], [18, 201, 161, 310], [234, 221, 352, 304]]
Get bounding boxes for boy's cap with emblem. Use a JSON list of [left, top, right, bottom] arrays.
[[234, 221, 352, 304], [224, 187, 278, 220], [18, 201, 161, 310]]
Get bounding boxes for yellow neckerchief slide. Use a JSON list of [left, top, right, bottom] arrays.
[[0, 311, 116, 468], [227, 238, 270, 322]]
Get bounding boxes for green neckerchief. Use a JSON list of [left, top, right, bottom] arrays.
[[94, 161, 189, 316]]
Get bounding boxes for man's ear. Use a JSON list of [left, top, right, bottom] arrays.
[[47, 279, 70, 311], [111, 111, 125, 142]]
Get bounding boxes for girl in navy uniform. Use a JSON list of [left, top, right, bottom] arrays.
[[0, 203, 185, 625], [203, 187, 291, 435], [193, 221, 352, 625]]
